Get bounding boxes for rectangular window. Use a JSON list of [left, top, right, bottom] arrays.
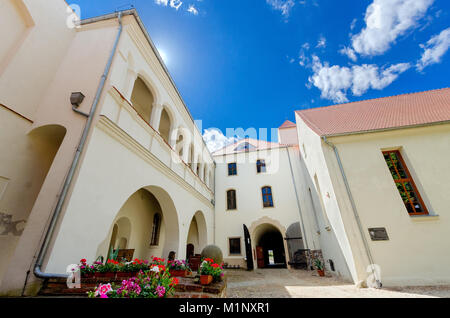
[[228, 163, 237, 176], [227, 190, 237, 210], [262, 186, 274, 208], [256, 160, 266, 173], [382, 150, 428, 215], [229, 238, 241, 255]]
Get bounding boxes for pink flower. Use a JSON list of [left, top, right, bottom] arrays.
[[156, 285, 165, 298], [95, 283, 112, 297]]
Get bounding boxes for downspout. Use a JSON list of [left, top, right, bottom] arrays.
[[33, 12, 124, 279], [286, 146, 310, 249], [321, 136, 381, 288]]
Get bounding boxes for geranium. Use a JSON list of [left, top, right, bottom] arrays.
[[199, 258, 224, 282], [167, 259, 191, 271]]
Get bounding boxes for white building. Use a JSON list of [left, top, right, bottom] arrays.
[[1, 1, 450, 296]]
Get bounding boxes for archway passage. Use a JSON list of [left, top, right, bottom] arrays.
[[286, 222, 307, 269], [105, 186, 179, 262], [254, 224, 287, 269]]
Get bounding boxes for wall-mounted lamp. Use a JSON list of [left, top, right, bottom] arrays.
[[70, 92, 89, 118], [70, 92, 85, 107]]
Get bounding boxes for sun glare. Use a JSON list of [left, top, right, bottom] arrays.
[[158, 48, 169, 65]]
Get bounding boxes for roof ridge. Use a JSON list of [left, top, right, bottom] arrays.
[[296, 87, 450, 113]]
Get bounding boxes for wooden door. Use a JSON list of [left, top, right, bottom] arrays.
[[256, 246, 265, 268]]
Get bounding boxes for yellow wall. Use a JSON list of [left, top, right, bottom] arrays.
[[330, 123, 450, 286]]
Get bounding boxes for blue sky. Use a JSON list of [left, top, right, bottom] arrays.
[[73, 0, 449, 149]]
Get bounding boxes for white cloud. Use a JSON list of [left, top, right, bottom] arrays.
[[187, 4, 199, 15], [170, 0, 183, 10], [203, 128, 238, 153], [154, 0, 183, 10], [416, 27, 450, 71], [350, 18, 357, 31], [350, 0, 434, 57], [308, 55, 410, 103], [155, 0, 169, 6], [316, 36, 327, 48], [266, 0, 295, 17], [339, 46, 357, 62]]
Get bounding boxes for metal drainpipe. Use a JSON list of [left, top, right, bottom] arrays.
[[33, 12, 124, 280], [321, 136, 381, 288], [286, 146, 310, 250]]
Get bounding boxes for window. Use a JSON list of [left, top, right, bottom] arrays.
[[234, 142, 255, 152], [227, 190, 237, 210], [229, 238, 241, 255], [256, 159, 266, 173], [228, 163, 237, 176], [382, 150, 428, 215], [262, 186, 274, 207], [150, 213, 161, 245]]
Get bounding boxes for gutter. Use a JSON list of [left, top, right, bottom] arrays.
[[321, 136, 381, 288], [32, 12, 124, 280], [286, 146, 310, 250]]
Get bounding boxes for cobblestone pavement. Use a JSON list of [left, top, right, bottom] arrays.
[[225, 269, 450, 298]]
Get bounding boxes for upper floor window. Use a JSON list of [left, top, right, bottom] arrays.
[[262, 186, 274, 208], [256, 160, 266, 173], [150, 213, 162, 245], [234, 142, 255, 152], [227, 190, 237, 210], [382, 150, 428, 215], [228, 163, 237, 176]]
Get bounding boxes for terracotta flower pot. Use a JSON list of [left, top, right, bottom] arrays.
[[317, 269, 325, 277], [95, 272, 115, 278], [82, 273, 94, 279], [116, 272, 132, 279], [169, 269, 188, 277], [200, 275, 213, 285]]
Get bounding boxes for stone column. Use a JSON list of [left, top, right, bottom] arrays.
[[150, 103, 163, 131]]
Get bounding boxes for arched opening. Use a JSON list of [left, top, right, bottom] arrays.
[[130, 76, 154, 124], [286, 222, 307, 269], [189, 144, 195, 170], [175, 132, 184, 157], [253, 224, 287, 269], [106, 186, 179, 261], [158, 107, 171, 144], [186, 211, 207, 261], [203, 164, 207, 183]]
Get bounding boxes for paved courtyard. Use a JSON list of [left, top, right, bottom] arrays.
[[225, 269, 450, 298]]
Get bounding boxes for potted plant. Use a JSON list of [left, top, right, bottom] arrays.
[[314, 258, 325, 277], [198, 258, 223, 285], [79, 259, 95, 278], [168, 259, 191, 277], [88, 268, 179, 298], [95, 259, 117, 278]]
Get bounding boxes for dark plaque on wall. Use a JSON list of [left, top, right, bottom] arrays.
[[368, 228, 389, 241]]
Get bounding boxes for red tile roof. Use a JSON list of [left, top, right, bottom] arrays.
[[279, 120, 296, 129], [212, 138, 283, 156], [296, 88, 450, 136]]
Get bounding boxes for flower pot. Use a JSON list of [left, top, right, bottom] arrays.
[[95, 272, 115, 279], [116, 272, 132, 279], [317, 269, 325, 277], [200, 275, 213, 285], [169, 269, 188, 277], [82, 273, 94, 279]]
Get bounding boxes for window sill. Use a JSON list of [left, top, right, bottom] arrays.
[[410, 214, 439, 222]]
